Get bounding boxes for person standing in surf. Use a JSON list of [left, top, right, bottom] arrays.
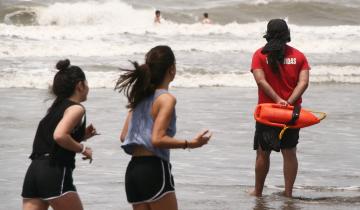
[[154, 10, 162, 24], [116, 45, 212, 210], [21, 59, 98, 210], [250, 19, 310, 197], [201, 13, 212, 24]]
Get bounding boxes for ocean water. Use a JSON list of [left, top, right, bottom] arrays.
[[0, 0, 359, 209], [0, 0, 360, 88]]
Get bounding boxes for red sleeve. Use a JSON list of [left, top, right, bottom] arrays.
[[300, 53, 311, 71], [251, 50, 263, 72]]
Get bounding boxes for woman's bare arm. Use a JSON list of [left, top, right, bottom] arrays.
[[120, 111, 132, 142]]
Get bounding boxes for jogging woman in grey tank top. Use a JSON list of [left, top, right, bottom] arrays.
[[115, 45, 212, 210]]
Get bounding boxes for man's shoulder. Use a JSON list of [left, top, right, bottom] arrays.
[[286, 45, 305, 57], [255, 47, 264, 53], [253, 47, 265, 57]]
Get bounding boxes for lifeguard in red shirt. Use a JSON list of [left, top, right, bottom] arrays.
[[250, 19, 310, 198]]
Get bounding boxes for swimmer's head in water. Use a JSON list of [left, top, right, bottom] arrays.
[[203, 13, 208, 18], [155, 10, 161, 17]]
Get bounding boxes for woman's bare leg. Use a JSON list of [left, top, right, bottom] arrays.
[[48, 192, 83, 210], [23, 198, 49, 210], [149, 192, 178, 210]]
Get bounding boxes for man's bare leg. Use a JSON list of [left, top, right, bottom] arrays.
[[281, 147, 298, 197], [250, 147, 271, 197]]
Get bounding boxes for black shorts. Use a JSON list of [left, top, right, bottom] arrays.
[[125, 156, 175, 204], [21, 158, 76, 200], [254, 122, 300, 152]]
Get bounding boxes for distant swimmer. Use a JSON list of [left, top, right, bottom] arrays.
[[202, 13, 212, 24], [154, 10, 161, 24]]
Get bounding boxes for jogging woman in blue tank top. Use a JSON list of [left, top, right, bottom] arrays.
[[115, 45, 212, 210], [21, 59, 98, 210]]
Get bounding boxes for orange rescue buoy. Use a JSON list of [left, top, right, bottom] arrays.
[[254, 103, 326, 139]]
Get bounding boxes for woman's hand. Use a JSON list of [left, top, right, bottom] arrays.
[[81, 146, 93, 163], [188, 130, 212, 149], [84, 124, 99, 140]]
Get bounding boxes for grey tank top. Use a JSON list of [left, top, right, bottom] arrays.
[[121, 89, 176, 161]]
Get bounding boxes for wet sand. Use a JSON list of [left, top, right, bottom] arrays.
[[0, 84, 359, 210]]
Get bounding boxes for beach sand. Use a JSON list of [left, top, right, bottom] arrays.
[[0, 84, 359, 210]]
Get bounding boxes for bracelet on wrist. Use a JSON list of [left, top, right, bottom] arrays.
[[183, 140, 191, 151], [183, 140, 188, 149], [80, 143, 86, 154]]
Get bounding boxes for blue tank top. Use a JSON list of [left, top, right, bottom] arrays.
[[121, 89, 176, 161]]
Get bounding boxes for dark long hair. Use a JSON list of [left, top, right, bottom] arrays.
[[261, 19, 291, 73], [115, 45, 175, 109], [48, 59, 86, 113]]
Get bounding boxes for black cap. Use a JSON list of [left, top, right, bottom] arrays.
[[263, 19, 290, 42]]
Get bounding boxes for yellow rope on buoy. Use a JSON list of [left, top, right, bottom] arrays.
[[279, 126, 289, 140], [278, 110, 327, 140], [311, 111, 327, 121]]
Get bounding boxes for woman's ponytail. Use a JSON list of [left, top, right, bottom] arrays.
[[56, 59, 70, 71], [115, 62, 154, 109], [115, 45, 175, 110]]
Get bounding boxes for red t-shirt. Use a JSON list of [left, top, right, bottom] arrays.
[[251, 45, 310, 106]]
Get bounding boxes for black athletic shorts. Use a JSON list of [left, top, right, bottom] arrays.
[[22, 157, 76, 200], [254, 122, 300, 152], [125, 156, 175, 204]]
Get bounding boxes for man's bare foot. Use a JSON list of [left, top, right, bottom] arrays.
[[284, 191, 292, 198], [275, 191, 292, 198], [248, 188, 261, 197]]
